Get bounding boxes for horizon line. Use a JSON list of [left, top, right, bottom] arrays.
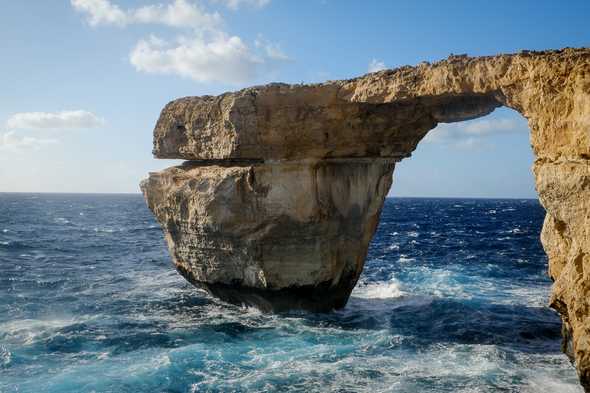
[[0, 191, 539, 200]]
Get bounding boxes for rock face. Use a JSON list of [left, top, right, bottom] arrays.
[[141, 48, 590, 389], [142, 159, 394, 312]]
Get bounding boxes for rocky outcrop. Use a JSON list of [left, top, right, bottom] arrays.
[[141, 48, 590, 389], [141, 159, 394, 312]]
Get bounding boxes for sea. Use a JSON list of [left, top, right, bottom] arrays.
[[0, 193, 583, 392]]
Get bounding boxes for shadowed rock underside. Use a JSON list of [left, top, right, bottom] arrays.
[[141, 48, 590, 390]]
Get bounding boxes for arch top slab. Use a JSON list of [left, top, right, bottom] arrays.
[[142, 47, 590, 391], [153, 47, 589, 161]]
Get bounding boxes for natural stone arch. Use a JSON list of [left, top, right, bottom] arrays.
[[141, 48, 590, 390]]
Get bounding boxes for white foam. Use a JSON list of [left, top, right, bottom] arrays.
[[523, 376, 583, 393], [125, 353, 171, 375], [408, 231, 419, 238], [353, 279, 405, 299], [516, 352, 584, 392], [398, 255, 415, 263], [501, 285, 549, 307], [117, 269, 187, 301], [10, 311, 578, 393], [388, 243, 400, 250], [406, 267, 473, 300], [93, 227, 116, 233], [2, 229, 9, 233], [0, 345, 11, 366], [0, 317, 92, 345], [188, 340, 573, 393]]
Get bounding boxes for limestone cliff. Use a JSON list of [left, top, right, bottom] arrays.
[[141, 48, 590, 390]]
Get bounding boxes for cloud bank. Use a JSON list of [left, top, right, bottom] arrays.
[[6, 110, 104, 130], [130, 34, 264, 84], [0, 131, 58, 152], [72, 0, 286, 84], [71, 0, 221, 29]]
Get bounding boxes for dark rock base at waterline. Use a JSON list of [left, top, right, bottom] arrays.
[[175, 264, 357, 313]]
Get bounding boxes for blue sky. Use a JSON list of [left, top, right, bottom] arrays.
[[0, 0, 588, 197]]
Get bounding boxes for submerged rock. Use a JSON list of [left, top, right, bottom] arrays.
[[141, 47, 590, 390]]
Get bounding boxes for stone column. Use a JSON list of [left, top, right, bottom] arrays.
[[141, 159, 395, 312]]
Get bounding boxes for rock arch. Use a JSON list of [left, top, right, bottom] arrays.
[[141, 48, 590, 389]]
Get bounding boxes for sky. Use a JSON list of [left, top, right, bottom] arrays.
[[0, 0, 589, 197]]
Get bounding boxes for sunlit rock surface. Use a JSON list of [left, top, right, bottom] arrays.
[[141, 159, 393, 312], [141, 47, 590, 390]]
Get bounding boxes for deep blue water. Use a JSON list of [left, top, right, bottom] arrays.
[[0, 194, 582, 392]]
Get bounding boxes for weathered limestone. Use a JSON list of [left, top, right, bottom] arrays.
[[142, 159, 393, 312], [142, 48, 590, 389], [153, 86, 498, 161]]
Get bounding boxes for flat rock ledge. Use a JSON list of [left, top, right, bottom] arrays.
[[141, 48, 590, 390]]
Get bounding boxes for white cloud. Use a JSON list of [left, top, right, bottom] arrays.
[[462, 118, 520, 135], [6, 110, 104, 130], [71, 0, 221, 29], [130, 34, 267, 83], [212, 0, 270, 10], [72, 0, 287, 84], [71, 0, 128, 26], [423, 118, 525, 149], [0, 131, 58, 152], [132, 0, 221, 29], [255, 37, 289, 61], [368, 59, 386, 73]]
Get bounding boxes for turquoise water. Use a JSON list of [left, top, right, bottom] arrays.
[[0, 194, 582, 392]]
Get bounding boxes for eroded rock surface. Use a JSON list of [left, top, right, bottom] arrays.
[[142, 48, 590, 389], [141, 159, 393, 312]]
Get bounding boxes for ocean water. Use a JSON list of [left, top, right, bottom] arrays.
[[0, 193, 582, 393]]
